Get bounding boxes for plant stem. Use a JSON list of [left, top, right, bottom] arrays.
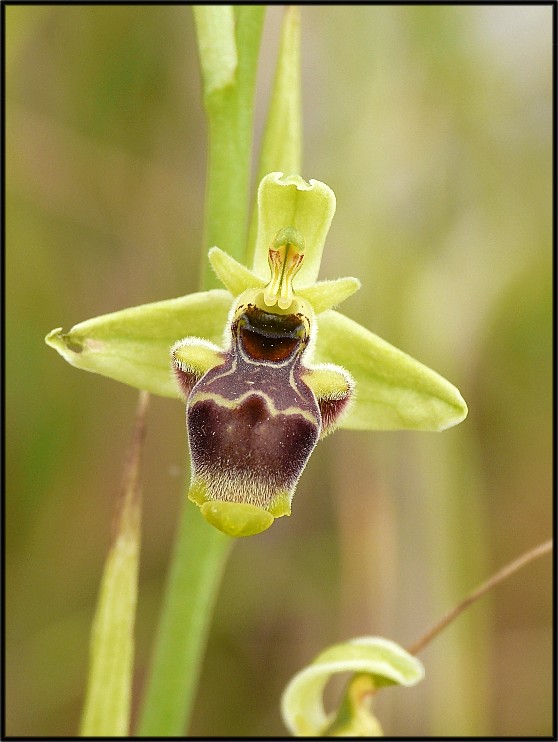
[[407, 539, 552, 656], [198, 5, 266, 288], [137, 506, 231, 736], [136, 8, 265, 736]]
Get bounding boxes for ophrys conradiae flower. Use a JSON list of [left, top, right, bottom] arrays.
[[172, 225, 354, 536], [46, 173, 467, 537]]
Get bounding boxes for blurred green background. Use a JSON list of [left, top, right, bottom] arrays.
[[6, 5, 552, 737]]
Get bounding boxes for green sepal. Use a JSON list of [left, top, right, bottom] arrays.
[[45, 290, 233, 398], [281, 636, 424, 737], [252, 173, 336, 286], [314, 310, 468, 431]]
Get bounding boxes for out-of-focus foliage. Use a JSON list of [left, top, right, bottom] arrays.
[[6, 5, 552, 737]]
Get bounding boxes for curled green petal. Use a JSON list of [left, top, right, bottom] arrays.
[[45, 290, 233, 398], [281, 637, 424, 736], [252, 172, 336, 286], [314, 310, 468, 431]]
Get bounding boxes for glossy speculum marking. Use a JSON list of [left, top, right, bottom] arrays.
[[234, 305, 308, 363]]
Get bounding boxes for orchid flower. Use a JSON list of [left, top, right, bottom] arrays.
[[46, 172, 467, 537]]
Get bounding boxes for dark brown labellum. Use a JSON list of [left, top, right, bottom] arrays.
[[186, 305, 320, 511]]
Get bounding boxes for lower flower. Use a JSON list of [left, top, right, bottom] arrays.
[[172, 229, 353, 536], [46, 173, 468, 537]]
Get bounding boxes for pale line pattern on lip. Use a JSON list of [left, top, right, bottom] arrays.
[[189, 389, 320, 426], [197, 341, 314, 404]]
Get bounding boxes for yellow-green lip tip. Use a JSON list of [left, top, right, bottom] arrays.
[[200, 501, 274, 537]]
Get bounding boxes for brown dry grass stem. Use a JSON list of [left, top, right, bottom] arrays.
[[407, 539, 553, 656]]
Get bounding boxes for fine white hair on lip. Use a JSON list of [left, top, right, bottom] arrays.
[[170, 336, 223, 355]]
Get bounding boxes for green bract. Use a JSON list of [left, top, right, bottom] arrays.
[[46, 172, 468, 536], [80, 392, 147, 736]]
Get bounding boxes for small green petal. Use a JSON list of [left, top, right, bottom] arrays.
[[298, 276, 361, 314], [252, 172, 336, 286], [208, 246, 265, 296], [45, 290, 233, 398], [314, 310, 468, 431], [281, 637, 424, 736]]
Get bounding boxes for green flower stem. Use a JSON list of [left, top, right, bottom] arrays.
[[195, 5, 266, 288], [137, 8, 266, 735], [137, 504, 231, 736]]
